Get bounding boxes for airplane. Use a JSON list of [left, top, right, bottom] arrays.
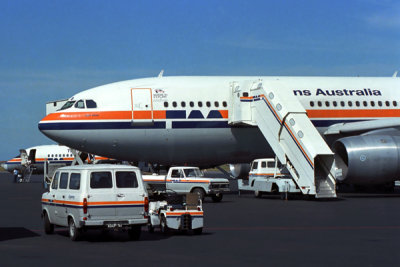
[[1, 144, 110, 174], [38, 74, 400, 187]]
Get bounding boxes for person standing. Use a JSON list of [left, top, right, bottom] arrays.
[[13, 169, 18, 183]]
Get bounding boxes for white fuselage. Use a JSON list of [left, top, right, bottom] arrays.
[[38, 76, 400, 167]]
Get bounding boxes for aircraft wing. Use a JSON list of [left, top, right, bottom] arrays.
[[324, 118, 400, 135]]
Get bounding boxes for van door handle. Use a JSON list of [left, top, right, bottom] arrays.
[[117, 194, 125, 197], [62, 195, 65, 199]]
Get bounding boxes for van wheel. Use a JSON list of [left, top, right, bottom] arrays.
[[128, 225, 141, 240], [43, 212, 54, 234], [160, 216, 169, 234], [192, 188, 205, 202], [68, 218, 81, 241], [254, 190, 262, 198], [211, 193, 223, 202]]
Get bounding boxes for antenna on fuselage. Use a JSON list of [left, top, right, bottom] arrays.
[[393, 71, 398, 77], [158, 69, 164, 78]]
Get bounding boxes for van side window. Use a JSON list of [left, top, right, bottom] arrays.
[[252, 162, 258, 171], [267, 161, 275, 168], [59, 173, 69, 189], [116, 172, 138, 188], [51, 172, 60, 189], [90, 172, 112, 188], [261, 161, 267, 168], [69, 173, 81, 190]]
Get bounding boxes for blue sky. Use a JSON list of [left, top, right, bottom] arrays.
[[0, 0, 399, 160]]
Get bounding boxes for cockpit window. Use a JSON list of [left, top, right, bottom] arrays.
[[86, 100, 97, 108], [75, 100, 85, 109], [60, 101, 76, 110]]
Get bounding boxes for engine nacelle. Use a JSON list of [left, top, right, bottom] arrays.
[[229, 163, 251, 179], [333, 135, 400, 185]]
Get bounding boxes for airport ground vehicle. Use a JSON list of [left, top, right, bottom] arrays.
[[148, 192, 203, 234], [142, 166, 230, 202], [41, 164, 149, 241], [238, 158, 300, 199]]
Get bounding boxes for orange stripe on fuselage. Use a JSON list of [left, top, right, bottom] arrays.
[[41, 111, 167, 121], [307, 109, 400, 118]]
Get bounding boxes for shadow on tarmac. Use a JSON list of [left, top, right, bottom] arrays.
[[0, 227, 40, 241]]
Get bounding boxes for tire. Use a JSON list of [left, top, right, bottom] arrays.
[[43, 212, 54, 235], [68, 218, 81, 241], [160, 216, 169, 234], [254, 190, 262, 198], [193, 227, 203, 235], [192, 188, 205, 202], [128, 225, 141, 240], [147, 224, 154, 233], [211, 193, 223, 202]]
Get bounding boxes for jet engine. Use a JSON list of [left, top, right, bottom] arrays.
[[229, 163, 251, 179], [333, 135, 400, 185]]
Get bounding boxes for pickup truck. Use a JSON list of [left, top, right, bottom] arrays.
[[142, 166, 230, 202]]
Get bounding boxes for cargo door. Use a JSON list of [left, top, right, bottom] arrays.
[[131, 88, 153, 124], [87, 171, 116, 219], [114, 170, 146, 219]]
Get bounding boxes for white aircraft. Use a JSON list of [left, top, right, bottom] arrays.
[[38, 75, 400, 187], [1, 145, 109, 174]]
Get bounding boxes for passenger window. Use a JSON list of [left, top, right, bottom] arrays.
[[164, 102, 168, 108], [86, 100, 97, 108], [310, 101, 314, 107], [267, 162, 275, 168], [181, 101, 186, 107], [378, 101, 382, 107], [340, 101, 345, 107], [198, 101, 203, 107], [385, 101, 390, 107], [206, 101, 211, 107], [325, 101, 330, 107], [333, 101, 337, 107], [69, 173, 81, 190], [51, 172, 60, 189], [116, 172, 138, 188], [215, 101, 219, 107], [189, 101, 194, 107], [348, 101, 353, 107], [363, 101, 368, 107], [394, 101, 398, 107], [59, 173, 69, 189], [172, 101, 177, 108], [252, 162, 258, 171], [261, 162, 267, 168], [90, 172, 112, 189], [75, 100, 85, 109], [317, 101, 322, 107], [356, 101, 360, 107], [223, 101, 227, 107], [370, 101, 375, 107]]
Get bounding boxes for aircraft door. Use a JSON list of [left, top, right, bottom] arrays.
[[130, 88, 153, 124]]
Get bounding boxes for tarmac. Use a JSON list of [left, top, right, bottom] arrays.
[[1, 172, 400, 266]]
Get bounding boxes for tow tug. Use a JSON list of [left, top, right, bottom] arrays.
[[148, 192, 204, 235]]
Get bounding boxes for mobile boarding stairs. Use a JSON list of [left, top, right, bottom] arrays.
[[229, 80, 337, 198]]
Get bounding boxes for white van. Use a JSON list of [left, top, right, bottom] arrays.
[[41, 164, 149, 241]]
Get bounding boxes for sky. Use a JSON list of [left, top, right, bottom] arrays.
[[0, 0, 399, 160]]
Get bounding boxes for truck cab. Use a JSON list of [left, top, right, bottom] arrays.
[[238, 158, 300, 199]]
